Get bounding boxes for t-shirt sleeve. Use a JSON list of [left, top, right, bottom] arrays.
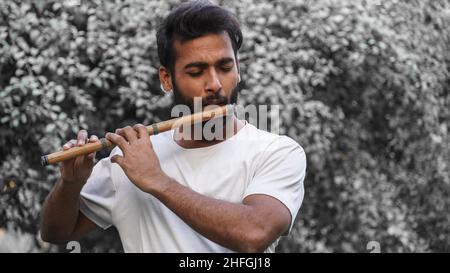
[[79, 153, 117, 230], [244, 136, 306, 234]]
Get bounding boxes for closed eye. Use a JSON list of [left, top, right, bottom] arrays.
[[220, 66, 233, 72], [187, 71, 203, 77]]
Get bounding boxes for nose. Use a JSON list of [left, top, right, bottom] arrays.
[[205, 69, 222, 93]]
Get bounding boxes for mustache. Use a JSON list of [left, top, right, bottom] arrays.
[[202, 93, 228, 107]]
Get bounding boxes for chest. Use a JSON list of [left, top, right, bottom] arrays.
[[158, 147, 259, 202]]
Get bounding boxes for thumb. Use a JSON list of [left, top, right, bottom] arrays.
[[81, 153, 96, 167], [110, 155, 124, 166], [76, 153, 95, 168], [87, 152, 96, 161]]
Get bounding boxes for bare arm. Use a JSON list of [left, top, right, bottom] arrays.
[[151, 177, 291, 252], [40, 178, 98, 243], [106, 125, 291, 252], [40, 131, 100, 243]]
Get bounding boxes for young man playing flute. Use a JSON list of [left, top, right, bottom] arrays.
[[40, 0, 306, 253]]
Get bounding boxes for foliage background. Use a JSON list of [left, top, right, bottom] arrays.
[[0, 0, 449, 252]]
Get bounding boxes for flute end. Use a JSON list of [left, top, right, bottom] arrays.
[[41, 155, 49, 167]]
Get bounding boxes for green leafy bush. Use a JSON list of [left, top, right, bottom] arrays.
[[1, 0, 449, 252]]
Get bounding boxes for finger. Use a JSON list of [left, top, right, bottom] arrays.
[[121, 126, 138, 144], [86, 135, 99, 160], [63, 139, 77, 150], [89, 135, 99, 143], [115, 128, 123, 135], [106, 132, 129, 152], [77, 130, 88, 146], [110, 155, 124, 166], [133, 124, 149, 140], [115, 128, 127, 140]]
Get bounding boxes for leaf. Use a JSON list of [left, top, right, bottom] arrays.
[[93, 78, 103, 88], [0, 116, 10, 123], [45, 123, 56, 132], [20, 114, 27, 123]]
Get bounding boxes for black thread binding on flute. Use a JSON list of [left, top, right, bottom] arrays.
[[100, 138, 108, 150], [152, 124, 159, 135], [41, 156, 48, 167]]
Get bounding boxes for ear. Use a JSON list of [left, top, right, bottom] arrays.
[[236, 58, 241, 83], [159, 66, 173, 92]]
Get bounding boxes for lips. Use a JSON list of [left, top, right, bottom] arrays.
[[203, 97, 228, 107], [205, 100, 226, 106]]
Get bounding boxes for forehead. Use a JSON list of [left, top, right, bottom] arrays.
[[173, 32, 235, 67]]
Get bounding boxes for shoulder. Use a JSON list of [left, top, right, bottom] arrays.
[[149, 130, 173, 145], [244, 123, 305, 155], [237, 123, 306, 174]]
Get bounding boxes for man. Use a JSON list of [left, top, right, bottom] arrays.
[[40, 0, 306, 253]]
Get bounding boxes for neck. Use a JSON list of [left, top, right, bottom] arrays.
[[174, 115, 244, 149]]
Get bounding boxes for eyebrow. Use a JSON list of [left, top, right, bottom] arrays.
[[184, 57, 235, 70]]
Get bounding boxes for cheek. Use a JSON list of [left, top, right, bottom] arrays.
[[221, 73, 239, 94]]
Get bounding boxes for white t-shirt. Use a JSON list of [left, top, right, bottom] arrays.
[[80, 121, 306, 253]]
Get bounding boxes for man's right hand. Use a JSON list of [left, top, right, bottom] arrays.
[[60, 130, 99, 186]]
